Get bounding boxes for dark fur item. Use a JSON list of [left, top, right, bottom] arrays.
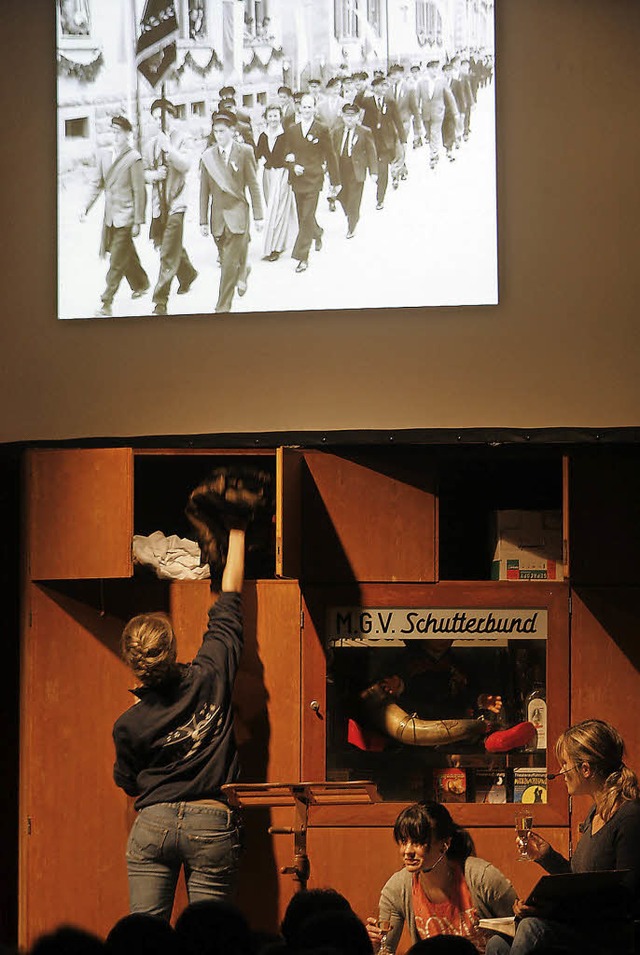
[[185, 466, 274, 578]]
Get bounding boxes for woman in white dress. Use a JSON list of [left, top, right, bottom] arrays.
[[255, 105, 297, 261]]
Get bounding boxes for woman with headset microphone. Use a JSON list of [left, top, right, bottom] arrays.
[[366, 802, 516, 953], [486, 718, 640, 954]]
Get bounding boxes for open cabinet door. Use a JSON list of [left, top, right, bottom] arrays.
[[26, 448, 134, 580], [275, 447, 303, 580]]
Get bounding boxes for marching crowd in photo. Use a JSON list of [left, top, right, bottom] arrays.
[[80, 53, 494, 317]]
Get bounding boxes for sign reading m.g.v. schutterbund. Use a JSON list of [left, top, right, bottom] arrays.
[[327, 607, 548, 647]]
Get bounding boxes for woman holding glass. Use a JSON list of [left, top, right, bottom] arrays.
[[366, 802, 516, 954], [486, 718, 640, 954]]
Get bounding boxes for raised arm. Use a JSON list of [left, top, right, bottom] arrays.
[[222, 528, 245, 593]]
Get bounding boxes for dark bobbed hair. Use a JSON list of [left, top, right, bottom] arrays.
[[393, 801, 475, 862]]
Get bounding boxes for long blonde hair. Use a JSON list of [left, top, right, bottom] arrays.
[[121, 612, 178, 687], [556, 719, 639, 820]]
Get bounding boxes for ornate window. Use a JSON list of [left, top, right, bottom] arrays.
[[335, 0, 359, 41], [58, 0, 91, 38], [244, 0, 272, 40], [367, 0, 382, 37], [416, 1, 443, 46], [178, 0, 208, 42]]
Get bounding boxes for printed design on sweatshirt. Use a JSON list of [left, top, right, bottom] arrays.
[[159, 703, 222, 760]]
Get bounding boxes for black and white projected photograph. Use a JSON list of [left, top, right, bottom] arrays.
[[57, 0, 496, 319]]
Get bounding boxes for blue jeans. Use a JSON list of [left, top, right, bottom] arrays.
[[485, 917, 601, 955], [126, 801, 243, 920]]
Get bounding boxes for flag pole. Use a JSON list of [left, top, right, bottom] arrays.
[[130, 0, 143, 152]]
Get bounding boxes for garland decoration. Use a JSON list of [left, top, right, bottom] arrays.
[[244, 46, 284, 74], [57, 51, 104, 82], [175, 49, 223, 77]]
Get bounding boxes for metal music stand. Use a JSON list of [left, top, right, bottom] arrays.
[[221, 780, 380, 892]]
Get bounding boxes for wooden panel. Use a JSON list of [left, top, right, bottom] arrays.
[[569, 449, 640, 585], [301, 593, 327, 780], [26, 449, 133, 580], [569, 586, 640, 847], [19, 583, 133, 947], [301, 451, 437, 583], [276, 447, 303, 580], [170, 579, 302, 784]]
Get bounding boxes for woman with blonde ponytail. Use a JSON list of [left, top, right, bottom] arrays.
[[487, 719, 640, 954]]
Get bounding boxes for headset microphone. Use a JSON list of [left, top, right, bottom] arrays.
[[547, 765, 578, 780], [421, 849, 448, 873]]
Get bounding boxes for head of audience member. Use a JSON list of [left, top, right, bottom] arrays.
[[393, 802, 475, 874], [106, 914, 180, 955], [121, 611, 178, 688], [280, 888, 353, 950], [293, 910, 373, 955], [406, 937, 479, 954], [30, 926, 105, 955], [175, 900, 254, 955], [555, 718, 639, 820]]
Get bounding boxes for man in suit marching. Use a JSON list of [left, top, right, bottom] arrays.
[[360, 75, 406, 210], [81, 114, 149, 318], [199, 110, 263, 313], [283, 93, 340, 273], [144, 98, 198, 315], [331, 103, 377, 238], [416, 59, 459, 170]]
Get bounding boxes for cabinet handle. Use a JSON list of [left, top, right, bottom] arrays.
[[309, 700, 324, 720]]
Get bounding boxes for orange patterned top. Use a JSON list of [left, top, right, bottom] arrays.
[[412, 864, 487, 953]]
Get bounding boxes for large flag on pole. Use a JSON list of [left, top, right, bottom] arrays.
[[135, 0, 179, 89]]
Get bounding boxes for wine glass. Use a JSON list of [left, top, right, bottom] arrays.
[[515, 812, 534, 860], [377, 918, 392, 955]]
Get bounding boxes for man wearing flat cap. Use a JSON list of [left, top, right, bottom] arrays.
[[331, 103, 377, 238], [416, 59, 459, 169], [360, 75, 406, 210], [81, 114, 149, 317], [144, 98, 198, 315], [200, 110, 263, 313]]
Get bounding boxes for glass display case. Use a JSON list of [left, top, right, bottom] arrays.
[[303, 582, 569, 823]]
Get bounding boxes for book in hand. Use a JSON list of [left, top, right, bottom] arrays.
[[478, 916, 516, 937], [524, 869, 632, 915]]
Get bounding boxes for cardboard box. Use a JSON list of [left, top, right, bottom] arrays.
[[491, 510, 564, 581], [434, 768, 467, 802], [514, 768, 547, 804]]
